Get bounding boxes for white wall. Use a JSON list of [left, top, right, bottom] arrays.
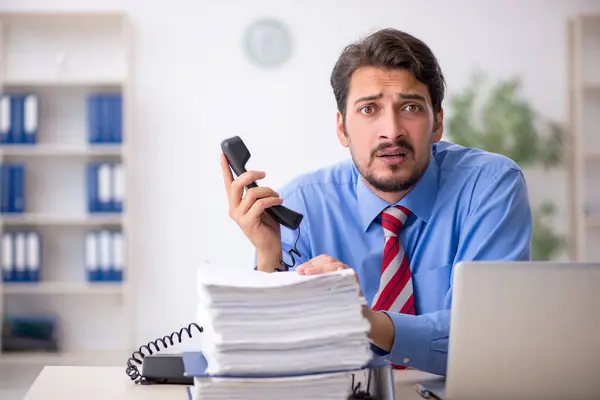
[[2, 0, 599, 350]]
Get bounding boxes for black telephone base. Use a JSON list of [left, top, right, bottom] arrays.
[[140, 353, 192, 385]]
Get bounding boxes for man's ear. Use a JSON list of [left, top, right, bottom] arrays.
[[432, 108, 444, 142], [336, 112, 349, 147]]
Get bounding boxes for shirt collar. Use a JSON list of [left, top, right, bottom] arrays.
[[356, 155, 440, 231]]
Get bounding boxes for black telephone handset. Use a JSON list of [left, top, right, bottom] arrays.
[[221, 136, 303, 231]]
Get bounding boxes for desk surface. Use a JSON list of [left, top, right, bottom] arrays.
[[23, 366, 443, 400]]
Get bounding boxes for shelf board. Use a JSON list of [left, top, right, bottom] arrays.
[[0, 213, 123, 226], [1, 281, 123, 295], [0, 349, 128, 366], [0, 10, 127, 19], [0, 144, 122, 157], [1, 79, 124, 88]]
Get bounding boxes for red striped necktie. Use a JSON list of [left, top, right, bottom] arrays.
[[372, 205, 415, 369]]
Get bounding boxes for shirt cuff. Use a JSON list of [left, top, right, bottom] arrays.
[[382, 311, 433, 371]]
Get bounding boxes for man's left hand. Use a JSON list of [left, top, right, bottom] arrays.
[[296, 255, 388, 347], [296, 254, 349, 275]]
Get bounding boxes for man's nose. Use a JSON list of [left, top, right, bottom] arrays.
[[378, 111, 404, 141]]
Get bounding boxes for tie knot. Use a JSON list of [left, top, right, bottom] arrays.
[[381, 205, 410, 237]]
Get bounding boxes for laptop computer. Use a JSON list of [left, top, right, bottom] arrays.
[[418, 261, 600, 400]]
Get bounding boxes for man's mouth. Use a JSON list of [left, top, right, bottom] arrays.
[[375, 148, 410, 166], [377, 147, 409, 159], [379, 152, 406, 159]]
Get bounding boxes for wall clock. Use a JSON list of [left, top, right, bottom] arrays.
[[243, 18, 293, 68]]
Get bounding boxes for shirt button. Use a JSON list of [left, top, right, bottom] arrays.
[[403, 357, 410, 364]]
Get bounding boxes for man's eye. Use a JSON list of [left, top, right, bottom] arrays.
[[360, 105, 376, 114], [403, 104, 422, 112]]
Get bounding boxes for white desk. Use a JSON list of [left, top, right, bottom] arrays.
[[23, 366, 444, 400]]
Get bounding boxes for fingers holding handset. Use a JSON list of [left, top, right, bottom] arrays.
[[239, 186, 283, 220], [221, 153, 283, 253]]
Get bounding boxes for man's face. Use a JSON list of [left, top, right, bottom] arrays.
[[337, 66, 443, 195]]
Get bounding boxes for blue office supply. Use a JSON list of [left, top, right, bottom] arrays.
[[0, 165, 10, 213], [9, 94, 24, 144], [105, 93, 122, 143], [87, 94, 102, 144], [87, 163, 99, 213], [1, 232, 14, 282], [13, 232, 27, 281], [25, 232, 41, 282], [1, 231, 42, 283], [22, 94, 38, 144], [0, 94, 11, 144], [97, 163, 112, 212], [112, 163, 124, 213], [98, 229, 112, 281], [100, 94, 111, 143], [3, 93, 38, 144], [0, 163, 26, 213], [10, 164, 25, 213], [110, 230, 124, 282], [85, 231, 100, 282], [86, 229, 123, 283], [2, 314, 59, 352], [87, 93, 122, 144]]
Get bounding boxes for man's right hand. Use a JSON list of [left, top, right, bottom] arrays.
[[221, 153, 283, 271]]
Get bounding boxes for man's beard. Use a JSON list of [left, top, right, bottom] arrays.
[[350, 137, 431, 193]]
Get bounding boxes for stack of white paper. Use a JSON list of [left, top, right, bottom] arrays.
[[191, 371, 352, 400], [193, 265, 372, 398]]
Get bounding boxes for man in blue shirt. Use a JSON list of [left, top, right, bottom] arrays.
[[221, 28, 532, 376]]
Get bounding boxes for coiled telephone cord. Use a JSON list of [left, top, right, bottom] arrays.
[[125, 322, 203, 385]]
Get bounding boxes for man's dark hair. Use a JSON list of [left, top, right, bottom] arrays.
[[330, 28, 446, 117]]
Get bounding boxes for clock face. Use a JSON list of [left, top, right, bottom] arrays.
[[243, 18, 293, 68]]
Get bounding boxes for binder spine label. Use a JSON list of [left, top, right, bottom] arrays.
[[2, 233, 13, 282], [99, 230, 111, 281], [24, 94, 38, 141], [113, 163, 125, 211], [112, 231, 124, 281], [86, 231, 99, 282], [0, 95, 10, 140], [87, 95, 101, 144], [26, 232, 40, 282], [98, 164, 111, 212], [14, 233, 26, 281], [10, 165, 26, 213]]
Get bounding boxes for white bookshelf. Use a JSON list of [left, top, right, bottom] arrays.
[[567, 13, 600, 262], [0, 11, 134, 368]]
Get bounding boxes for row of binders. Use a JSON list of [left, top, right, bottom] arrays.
[[87, 163, 125, 213], [0, 230, 125, 283], [86, 229, 125, 282], [87, 93, 123, 144], [0, 163, 25, 213], [0, 162, 125, 214], [0, 92, 123, 144], [1, 231, 41, 282], [0, 94, 38, 144]]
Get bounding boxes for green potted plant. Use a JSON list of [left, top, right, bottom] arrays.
[[446, 71, 566, 260]]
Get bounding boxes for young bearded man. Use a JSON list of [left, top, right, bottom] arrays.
[[221, 28, 532, 376]]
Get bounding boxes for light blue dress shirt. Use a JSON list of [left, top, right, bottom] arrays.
[[272, 141, 532, 376]]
